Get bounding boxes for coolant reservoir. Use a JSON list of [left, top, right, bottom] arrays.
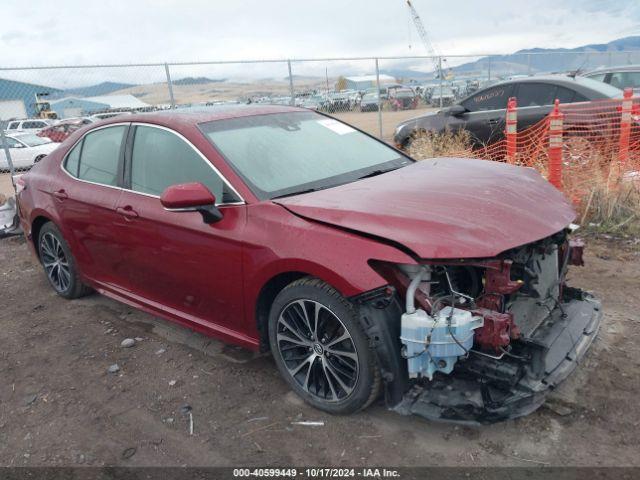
[[401, 307, 483, 380]]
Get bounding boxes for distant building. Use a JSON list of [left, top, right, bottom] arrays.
[[50, 94, 149, 118], [343, 74, 396, 91], [0, 78, 62, 120]]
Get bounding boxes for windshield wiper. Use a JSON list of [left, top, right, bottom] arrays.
[[271, 188, 320, 200], [357, 166, 400, 180]]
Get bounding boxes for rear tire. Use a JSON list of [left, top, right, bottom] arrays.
[[268, 277, 381, 414], [37, 222, 92, 299]]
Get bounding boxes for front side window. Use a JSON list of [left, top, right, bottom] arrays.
[[130, 125, 234, 202], [6, 137, 22, 148], [515, 83, 558, 107], [200, 111, 409, 199], [609, 72, 640, 89], [77, 126, 126, 186]]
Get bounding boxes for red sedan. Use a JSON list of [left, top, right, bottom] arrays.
[[16, 106, 601, 422]]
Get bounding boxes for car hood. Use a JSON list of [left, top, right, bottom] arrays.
[[274, 158, 575, 259]]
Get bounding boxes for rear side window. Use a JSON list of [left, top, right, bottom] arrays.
[[8, 122, 19, 130], [64, 142, 81, 177], [462, 85, 513, 111], [77, 126, 126, 186], [515, 83, 558, 107], [130, 125, 230, 201]]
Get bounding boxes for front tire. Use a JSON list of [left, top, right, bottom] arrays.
[[38, 222, 91, 299], [268, 277, 381, 414]]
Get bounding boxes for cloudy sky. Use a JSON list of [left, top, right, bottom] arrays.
[[1, 0, 639, 86]]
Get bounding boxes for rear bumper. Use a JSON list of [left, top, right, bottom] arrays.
[[393, 290, 602, 424]]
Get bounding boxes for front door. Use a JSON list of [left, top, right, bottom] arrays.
[[111, 124, 247, 334]]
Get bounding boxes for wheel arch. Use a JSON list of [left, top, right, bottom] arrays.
[[30, 214, 54, 260], [254, 271, 310, 352]]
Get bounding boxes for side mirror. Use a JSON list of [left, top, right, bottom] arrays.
[[160, 182, 223, 224], [444, 104, 466, 116]]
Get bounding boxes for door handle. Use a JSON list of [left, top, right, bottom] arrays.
[[488, 118, 501, 126], [52, 189, 68, 200], [116, 206, 139, 219]]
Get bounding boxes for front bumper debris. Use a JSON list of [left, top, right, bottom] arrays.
[[392, 291, 602, 424], [0, 195, 21, 238]]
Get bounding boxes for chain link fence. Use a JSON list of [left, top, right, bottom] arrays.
[[2, 50, 640, 195]]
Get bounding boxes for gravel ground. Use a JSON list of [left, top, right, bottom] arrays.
[[0, 234, 639, 467]]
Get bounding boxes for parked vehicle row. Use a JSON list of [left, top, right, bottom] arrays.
[[0, 132, 57, 171], [393, 75, 625, 149]]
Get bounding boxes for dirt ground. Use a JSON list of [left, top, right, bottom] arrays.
[[0, 233, 639, 467]]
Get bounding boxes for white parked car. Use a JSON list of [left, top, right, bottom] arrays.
[[1, 133, 57, 171], [4, 119, 53, 133]]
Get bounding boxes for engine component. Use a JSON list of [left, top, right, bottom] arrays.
[[401, 306, 483, 379], [568, 238, 585, 266], [484, 260, 523, 295], [472, 308, 519, 353]]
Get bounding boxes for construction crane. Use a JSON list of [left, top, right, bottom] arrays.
[[406, 0, 444, 79]]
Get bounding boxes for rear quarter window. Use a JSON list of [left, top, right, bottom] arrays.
[[76, 126, 126, 186], [462, 85, 513, 111]]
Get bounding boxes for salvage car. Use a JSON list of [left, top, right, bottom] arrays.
[[1, 132, 57, 171], [37, 118, 93, 143], [5, 119, 53, 134], [16, 106, 601, 423], [359, 92, 380, 112], [582, 65, 640, 94], [394, 75, 623, 149]]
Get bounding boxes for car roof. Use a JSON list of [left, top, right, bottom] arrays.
[[583, 65, 640, 75], [96, 104, 306, 129], [460, 74, 623, 103]]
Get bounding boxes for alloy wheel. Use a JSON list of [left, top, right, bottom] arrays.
[[276, 299, 359, 402], [40, 232, 71, 292]]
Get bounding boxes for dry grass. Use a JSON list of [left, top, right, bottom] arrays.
[[571, 167, 640, 235], [406, 129, 474, 159], [404, 129, 640, 235]]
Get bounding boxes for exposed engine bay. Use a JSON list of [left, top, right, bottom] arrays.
[[361, 228, 601, 424]]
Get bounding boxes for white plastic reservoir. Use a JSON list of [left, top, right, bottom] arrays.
[[401, 306, 483, 379]]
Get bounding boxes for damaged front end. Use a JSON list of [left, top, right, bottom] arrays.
[[362, 229, 601, 424]]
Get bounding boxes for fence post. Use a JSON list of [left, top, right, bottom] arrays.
[[505, 97, 517, 164], [547, 99, 564, 190], [0, 123, 17, 190], [164, 63, 176, 109], [375, 58, 383, 139], [438, 56, 443, 108], [618, 87, 633, 168], [287, 60, 295, 107]]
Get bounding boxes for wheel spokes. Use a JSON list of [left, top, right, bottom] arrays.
[[40, 233, 71, 292], [276, 299, 359, 403]]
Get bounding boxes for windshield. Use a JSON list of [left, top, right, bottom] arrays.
[[14, 133, 52, 147], [200, 111, 411, 199]]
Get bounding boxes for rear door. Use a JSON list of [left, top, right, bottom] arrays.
[[54, 124, 128, 284], [454, 84, 514, 145], [112, 123, 247, 333], [512, 82, 558, 131]]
